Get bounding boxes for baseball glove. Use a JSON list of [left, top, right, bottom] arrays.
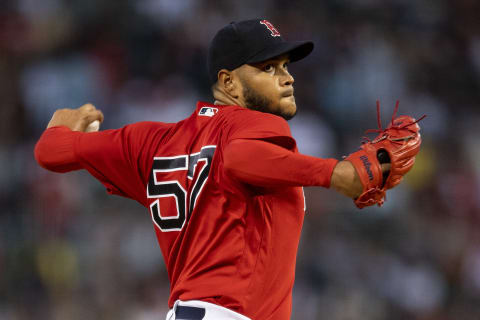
[[346, 101, 425, 209]]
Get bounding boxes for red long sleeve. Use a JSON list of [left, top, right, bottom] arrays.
[[34, 122, 174, 201], [34, 121, 338, 193], [223, 139, 338, 188], [34, 126, 82, 172]]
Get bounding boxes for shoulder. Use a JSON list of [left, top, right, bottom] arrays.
[[223, 107, 292, 138], [115, 121, 177, 148], [123, 121, 176, 135], [125, 121, 175, 130]]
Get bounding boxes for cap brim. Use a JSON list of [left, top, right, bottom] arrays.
[[246, 41, 314, 64]]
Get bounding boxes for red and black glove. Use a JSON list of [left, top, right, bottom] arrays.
[[346, 101, 425, 209]]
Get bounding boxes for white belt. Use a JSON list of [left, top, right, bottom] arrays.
[[166, 300, 251, 320]]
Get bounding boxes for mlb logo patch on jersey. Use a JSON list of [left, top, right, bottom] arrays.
[[198, 107, 218, 117]]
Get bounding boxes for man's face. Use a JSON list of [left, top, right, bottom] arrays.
[[235, 54, 296, 120]]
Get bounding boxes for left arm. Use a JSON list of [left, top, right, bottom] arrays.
[[223, 138, 339, 188], [223, 138, 389, 199]]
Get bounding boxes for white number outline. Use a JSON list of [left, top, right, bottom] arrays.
[[147, 146, 216, 232]]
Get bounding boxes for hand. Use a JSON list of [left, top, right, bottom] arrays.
[[47, 103, 104, 132]]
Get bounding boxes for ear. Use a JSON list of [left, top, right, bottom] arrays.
[[218, 69, 240, 98]]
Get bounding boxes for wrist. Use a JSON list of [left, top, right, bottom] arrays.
[[331, 160, 362, 199]]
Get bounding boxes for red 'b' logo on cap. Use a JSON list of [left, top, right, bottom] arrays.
[[260, 20, 281, 37]]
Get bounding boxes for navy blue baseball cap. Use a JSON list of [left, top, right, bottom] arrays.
[[207, 19, 314, 84]]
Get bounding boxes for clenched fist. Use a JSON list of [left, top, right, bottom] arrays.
[[47, 103, 104, 132]]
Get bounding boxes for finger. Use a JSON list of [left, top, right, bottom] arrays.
[[79, 103, 96, 112], [381, 163, 391, 173], [84, 109, 104, 124], [96, 109, 104, 123]]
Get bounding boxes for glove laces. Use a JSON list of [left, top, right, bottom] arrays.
[[362, 100, 426, 144]]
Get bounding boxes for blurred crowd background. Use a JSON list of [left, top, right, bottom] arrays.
[[1, 0, 480, 319]]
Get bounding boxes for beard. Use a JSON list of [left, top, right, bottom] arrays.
[[241, 80, 296, 121]]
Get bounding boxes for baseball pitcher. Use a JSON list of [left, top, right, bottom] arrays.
[[34, 19, 422, 320]]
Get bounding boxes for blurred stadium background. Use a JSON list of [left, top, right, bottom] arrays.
[[1, 0, 480, 319]]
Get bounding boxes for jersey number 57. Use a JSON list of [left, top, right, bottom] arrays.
[[147, 146, 216, 232]]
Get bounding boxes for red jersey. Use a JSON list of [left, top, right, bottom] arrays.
[[34, 101, 337, 319]]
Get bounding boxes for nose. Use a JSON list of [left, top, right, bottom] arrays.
[[281, 70, 294, 86]]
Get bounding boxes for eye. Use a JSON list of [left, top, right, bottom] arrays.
[[264, 64, 274, 72], [283, 62, 289, 70]]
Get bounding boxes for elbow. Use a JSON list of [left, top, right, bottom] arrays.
[[34, 138, 66, 172], [223, 151, 238, 178], [34, 140, 52, 170], [34, 127, 80, 173]]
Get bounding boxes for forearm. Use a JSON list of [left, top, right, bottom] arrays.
[[34, 126, 82, 172], [223, 139, 338, 188]]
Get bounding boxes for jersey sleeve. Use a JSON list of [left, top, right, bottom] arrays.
[[226, 109, 296, 150], [224, 139, 338, 188], [222, 109, 337, 188], [71, 121, 173, 203], [35, 126, 84, 173]]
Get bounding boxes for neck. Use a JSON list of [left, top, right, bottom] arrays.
[[212, 88, 245, 108]]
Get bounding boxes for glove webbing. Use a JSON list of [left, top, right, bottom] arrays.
[[362, 100, 426, 144]]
